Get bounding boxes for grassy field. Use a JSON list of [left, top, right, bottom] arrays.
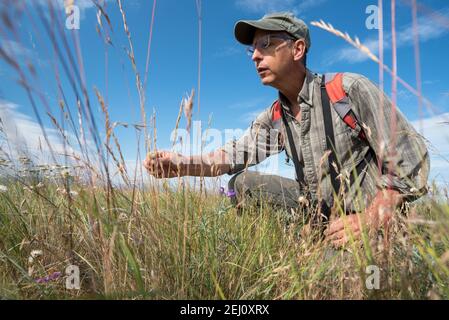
[[1, 0, 448, 300], [0, 178, 448, 300]]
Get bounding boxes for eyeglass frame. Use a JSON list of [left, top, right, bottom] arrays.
[[246, 33, 298, 57]]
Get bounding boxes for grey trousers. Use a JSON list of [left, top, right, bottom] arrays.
[[228, 171, 302, 212]]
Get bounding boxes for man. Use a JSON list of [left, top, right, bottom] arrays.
[[144, 13, 430, 247]]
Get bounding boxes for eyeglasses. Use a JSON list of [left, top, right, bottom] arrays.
[[246, 34, 296, 57]]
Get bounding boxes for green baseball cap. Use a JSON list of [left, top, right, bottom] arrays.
[[234, 12, 311, 51]]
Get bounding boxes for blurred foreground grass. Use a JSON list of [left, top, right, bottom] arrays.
[[0, 180, 448, 300]]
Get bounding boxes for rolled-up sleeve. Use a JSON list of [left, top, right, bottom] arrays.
[[348, 76, 430, 200], [220, 107, 284, 175]]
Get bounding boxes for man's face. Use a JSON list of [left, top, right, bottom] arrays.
[[250, 30, 295, 87]]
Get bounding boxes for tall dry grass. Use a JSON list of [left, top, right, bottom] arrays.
[[0, 0, 448, 300]]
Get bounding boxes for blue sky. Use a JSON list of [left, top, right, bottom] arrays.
[[0, 0, 448, 186]]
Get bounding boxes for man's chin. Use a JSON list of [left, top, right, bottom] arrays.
[[260, 76, 273, 86]]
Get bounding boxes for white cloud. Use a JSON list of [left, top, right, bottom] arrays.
[[236, 0, 327, 15], [225, 97, 274, 123], [411, 113, 449, 183], [0, 100, 93, 165], [0, 100, 67, 155], [249, 152, 295, 178], [71, 0, 107, 10], [32, 0, 110, 11], [423, 79, 440, 86], [326, 7, 449, 65], [397, 89, 414, 101], [228, 97, 271, 110], [0, 39, 49, 71], [0, 40, 33, 60], [325, 38, 378, 65], [240, 109, 265, 123], [214, 45, 243, 58], [411, 113, 449, 148], [296, 0, 328, 13], [236, 0, 296, 14]]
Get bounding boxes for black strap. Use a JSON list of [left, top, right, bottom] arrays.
[[347, 127, 376, 188], [321, 76, 341, 199], [321, 76, 378, 214], [279, 106, 305, 185]]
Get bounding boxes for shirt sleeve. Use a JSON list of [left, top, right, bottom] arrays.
[[347, 75, 430, 200], [220, 106, 284, 175]]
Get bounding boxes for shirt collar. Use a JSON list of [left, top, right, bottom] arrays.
[[300, 68, 315, 106], [278, 68, 316, 111]]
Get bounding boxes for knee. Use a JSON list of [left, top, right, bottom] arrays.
[[228, 171, 260, 196]]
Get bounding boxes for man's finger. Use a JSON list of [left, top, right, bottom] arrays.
[[148, 156, 170, 166], [331, 229, 362, 247], [325, 218, 344, 236], [326, 218, 361, 238], [147, 161, 180, 178], [147, 151, 169, 159], [332, 237, 348, 248], [326, 214, 363, 236], [327, 229, 346, 241], [328, 225, 360, 241]]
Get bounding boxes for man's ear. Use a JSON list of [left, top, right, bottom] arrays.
[[292, 39, 306, 62]]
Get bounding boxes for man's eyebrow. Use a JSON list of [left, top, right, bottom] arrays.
[[251, 34, 266, 46]]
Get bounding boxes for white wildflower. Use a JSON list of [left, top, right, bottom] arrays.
[[118, 212, 128, 221], [0, 185, 7, 193], [28, 249, 43, 276], [69, 190, 78, 197], [56, 187, 68, 196], [23, 185, 34, 192], [298, 196, 309, 207], [28, 250, 43, 264], [61, 169, 71, 178]]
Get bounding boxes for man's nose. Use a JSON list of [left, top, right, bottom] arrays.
[[251, 47, 263, 62]]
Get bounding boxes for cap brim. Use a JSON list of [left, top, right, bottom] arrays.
[[234, 20, 285, 45]]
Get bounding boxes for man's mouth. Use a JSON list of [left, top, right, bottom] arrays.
[[257, 67, 269, 75]]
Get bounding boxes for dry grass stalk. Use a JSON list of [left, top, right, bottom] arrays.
[[117, 0, 148, 152], [183, 89, 195, 134], [95, 88, 111, 146]]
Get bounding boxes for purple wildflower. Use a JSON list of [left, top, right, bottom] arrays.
[[219, 187, 225, 195], [226, 189, 236, 198], [35, 271, 62, 284], [35, 276, 50, 283], [49, 271, 62, 280]]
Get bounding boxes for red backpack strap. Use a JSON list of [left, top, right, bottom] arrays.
[[325, 73, 346, 104], [271, 100, 282, 122], [271, 99, 305, 183], [324, 73, 366, 140]]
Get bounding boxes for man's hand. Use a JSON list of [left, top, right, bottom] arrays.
[[324, 213, 365, 248], [144, 150, 231, 178], [324, 189, 402, 248], [143, 151, 188, 178]]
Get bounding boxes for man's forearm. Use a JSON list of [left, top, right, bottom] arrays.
[[184, 150, 231, 177]]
